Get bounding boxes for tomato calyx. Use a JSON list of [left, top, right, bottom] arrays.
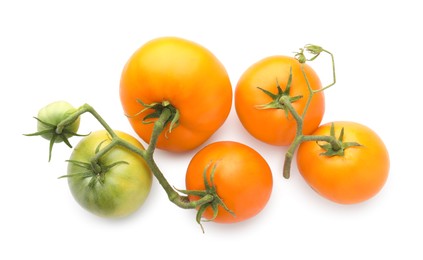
[[177, 162, 235, 232], [25, 116, 87, 161], [130, 99, 180, 136], [256, 67, 303, 118], [61, 159, 128, 188], [60, 139, 128, 187], [317, 123, 362, 157]]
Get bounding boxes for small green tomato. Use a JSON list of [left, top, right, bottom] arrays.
[[36, 101, 80, 142], [26, 101, 81, 161], [64, 130, 153, 218]]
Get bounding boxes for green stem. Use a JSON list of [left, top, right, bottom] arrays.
[[302, 134, 342, 151], [57, 104, 118, 139], [90, 140, 118, 173], [139, 108, 215, 208], [279, 94, 340, 179], [278, 96, 304, 179], [315, 49, 336, 93], [283, 136, 302, 179], [300, 65, 313, 119], [278, 45, 338, 179], [282, 134, 341, 179], [279, 96, 303, 136], [140, 108, 185, 204], [299, 48, 336, 119], [146, 108, 171, 156]]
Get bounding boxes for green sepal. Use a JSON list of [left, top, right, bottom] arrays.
[[196, 204, 208, 233], [127, 99, 180, 137], [176, 161, 235, 233], [64, 159, 91, 169], [24, 117, 88, 162], [318, 123, 362, 157], [255, 67, 303, 118], [60, 159, 128, 188]]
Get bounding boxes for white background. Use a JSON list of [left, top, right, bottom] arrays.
[[1, 0, 422, 259]]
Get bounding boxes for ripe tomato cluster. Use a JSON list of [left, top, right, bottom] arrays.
[[29, 37, 390, 229], [119, 37, 390, 222]]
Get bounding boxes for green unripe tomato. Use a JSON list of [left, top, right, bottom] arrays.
[[37, 101, 80, 142], [66, 130, 153, 218]]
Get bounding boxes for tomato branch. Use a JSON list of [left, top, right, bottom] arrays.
[[280, 100, 344, 178], [279, 45, 339, 179], [55, 103, 217, 211], [296, 45, 336, 119]]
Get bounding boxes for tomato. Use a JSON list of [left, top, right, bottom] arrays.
[[296, 121, 390, 204], [185, 141, 273, 223], [36, 101, 80, 143], [120, 37, 232, 152], [235, 56, 324, 146], [25, 101, 81, 161], [65, 130, 152, 218]]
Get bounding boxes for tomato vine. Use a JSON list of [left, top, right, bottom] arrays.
[[52, 103, 221, 210], [255, 44, 361, 179], [27, 43, 370, 229]]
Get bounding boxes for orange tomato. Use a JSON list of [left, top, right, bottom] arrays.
[[120, 37, 232, 152], [235, 56, 324, 146], [185, 141, 273, 223], [296, 121, 390, 204]]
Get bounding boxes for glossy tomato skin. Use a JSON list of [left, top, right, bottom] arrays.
[[185, 141, 273, 223], [235, 56, 324, 146], [296, 122, 390, 204], [120, 37, 232, 152], [67, 130, 152, 218]]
